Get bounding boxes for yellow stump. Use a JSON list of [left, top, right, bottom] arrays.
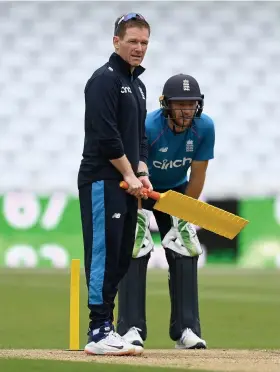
[[69, 259, 80, 350]]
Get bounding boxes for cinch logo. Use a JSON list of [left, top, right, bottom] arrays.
[[153, 157, 192, 170], [121, 86, 132, 94]]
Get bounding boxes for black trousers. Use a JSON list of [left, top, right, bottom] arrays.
[[79, 180, 138, 330], [117, 182, 201, 341]]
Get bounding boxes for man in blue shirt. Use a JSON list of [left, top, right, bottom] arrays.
[[116, 74, 215, 353]]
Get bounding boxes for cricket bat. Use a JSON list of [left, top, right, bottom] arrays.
[[120, 181, 249, 240]]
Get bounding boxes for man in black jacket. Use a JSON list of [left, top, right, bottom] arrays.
[[78, 13, 152, 355]]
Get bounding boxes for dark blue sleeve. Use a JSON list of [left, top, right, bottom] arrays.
[[193, 117, 215, 161], [140, 109, 148, 163], [85, 73, 124, 160], [139, 83, 148, 164], [144, 112, 154, 146]]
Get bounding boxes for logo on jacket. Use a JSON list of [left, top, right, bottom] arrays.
[[121, 86, 132, 94], [138, 87, 145, 100], [159, 147, 168, 152]]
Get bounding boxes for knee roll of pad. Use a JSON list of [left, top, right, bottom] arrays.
[[162, 216, 202, 257], [133, 209, 154, 258]]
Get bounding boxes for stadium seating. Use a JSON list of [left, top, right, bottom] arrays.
[[0, 1, 279, 198]]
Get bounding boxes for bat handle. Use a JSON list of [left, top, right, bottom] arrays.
[[119, 181, 161, 201]]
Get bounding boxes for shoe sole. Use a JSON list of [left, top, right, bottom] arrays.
[[175, 342, 207, 350], [85, 348, 136, 356], [132, 345, 144, 356]]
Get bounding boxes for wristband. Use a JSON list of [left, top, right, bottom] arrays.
[[136, 171, 149, 177]]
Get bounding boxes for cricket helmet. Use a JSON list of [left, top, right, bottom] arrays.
[[159, 74, 204, 119]]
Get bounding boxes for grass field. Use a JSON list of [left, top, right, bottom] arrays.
[[0, 267, 280, 371]]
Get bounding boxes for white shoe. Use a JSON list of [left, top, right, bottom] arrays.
[[122, 327, 144, 355], [85, 330, 136, 355], [175, 328, 207, 349]]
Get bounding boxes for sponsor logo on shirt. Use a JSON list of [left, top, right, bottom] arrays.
[[121, 86, 132, 94], [159, 147, 168, 152], [153, 157, 192, 170]]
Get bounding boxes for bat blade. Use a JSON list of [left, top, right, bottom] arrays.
[[153, 190, 249, 239]]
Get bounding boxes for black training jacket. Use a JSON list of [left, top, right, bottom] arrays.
[[78, 53, 148, 188]]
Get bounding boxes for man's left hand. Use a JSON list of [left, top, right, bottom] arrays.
[[138, 176, 153, 199]]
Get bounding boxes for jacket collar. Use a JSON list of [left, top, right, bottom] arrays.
[[109, 53, 145, 80]]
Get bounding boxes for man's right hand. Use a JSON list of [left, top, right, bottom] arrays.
[[123, 173, 144, 198]]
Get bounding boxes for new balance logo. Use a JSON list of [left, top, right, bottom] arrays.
[[159, 147, 168, 152], [112, 213, 121, 219], [121, 86, 132, 94]]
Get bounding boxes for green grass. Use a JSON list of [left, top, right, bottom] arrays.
[[0, 359, 213, 372], [0, 267, 280, 350]]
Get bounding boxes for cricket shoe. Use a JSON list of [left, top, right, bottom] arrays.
[[122, 326, 144, 355], [175, 328, 207, 349], [85, 321, 136, 355]]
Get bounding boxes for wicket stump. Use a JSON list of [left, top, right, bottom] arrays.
[[69, 258, 80, 350]]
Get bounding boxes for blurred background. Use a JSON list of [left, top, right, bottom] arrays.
[[1, 0, 280, 270]]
